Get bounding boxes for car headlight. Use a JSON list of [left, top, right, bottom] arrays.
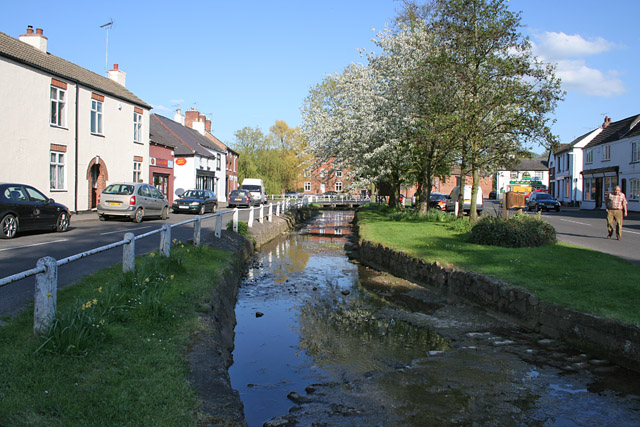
[[190, 202, 200, 206]]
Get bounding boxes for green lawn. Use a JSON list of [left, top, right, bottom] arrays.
[[357, 206, 640, 325], [0, 243, 234, 426]]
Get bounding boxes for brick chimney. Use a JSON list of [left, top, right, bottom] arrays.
[[205, 119, 212, 133], [108, 63, 126, 87], [19, 26, 48, 53], [603, 116, 612, 128]]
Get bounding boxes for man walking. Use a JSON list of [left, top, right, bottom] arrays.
[[606, 185, 627, 240]]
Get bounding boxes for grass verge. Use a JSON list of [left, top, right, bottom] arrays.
[[357, 205, 640, 325], [0, 242, 234, 426]]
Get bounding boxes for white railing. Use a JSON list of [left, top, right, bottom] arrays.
[[0, 200, 303, 335]]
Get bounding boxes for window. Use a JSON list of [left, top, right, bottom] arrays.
[[565, 180, 571, 199], [304, 169, 311, 177], [50, 86, 66, 127], [565, 154, 569, 170], [534, 171, 544, 181], [510, 171, 518, 180], [320, 168, 326, 178], [50, 151, 65, 190], [585, 149, 593, 164], [91, 99, 103, 135], [217, 153, 221, 171], [633, 142, 640, 163], [602, 145, 611, 161], [335, 182, 342, 192], [629, 179, 640, 201], [133, 111, 142, 142], [583, 178, 596, 201], [336, 169, 342, 177], [304, 182, 311, 191], [133, 160, 142, 183]]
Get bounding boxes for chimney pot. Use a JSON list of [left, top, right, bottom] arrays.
[[114, 63, 119, 70], [36, 28, 43, 35], [26, 25, 33, 34]]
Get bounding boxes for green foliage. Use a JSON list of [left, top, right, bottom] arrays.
[[226, 220, 249, 237], [469, 214, 557, 248]]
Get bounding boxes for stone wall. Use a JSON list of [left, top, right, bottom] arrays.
[[354, 239, 640, 373]]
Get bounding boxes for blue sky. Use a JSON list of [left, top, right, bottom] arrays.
[[2, 0, 638, 153]]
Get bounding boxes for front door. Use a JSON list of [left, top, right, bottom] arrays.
[[90, 163, 100, 209], [595, 177, 603, 209]]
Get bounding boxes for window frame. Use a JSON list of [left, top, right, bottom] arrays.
[[91, 99, 104, 135], [133, 160, 142, 183], [50, 86, 66, 127], [304, 182, 311, 192], [335, 181, 343, 192], [629, 179, 640, 201], [50, 151, 65, 190], [133, 111, 142, 143], [585, 149, 593, 164], [632, 142, 640, 163], [602, 145, 611, 161]]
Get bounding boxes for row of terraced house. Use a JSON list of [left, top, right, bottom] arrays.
[[549, 115, 640, 212], [0, 26, 239, 213]]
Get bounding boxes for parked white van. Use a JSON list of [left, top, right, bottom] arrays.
[[241, 178, 267, 205], [445, 185, 484, 216]]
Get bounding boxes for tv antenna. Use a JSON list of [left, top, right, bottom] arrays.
[[100, 19, 114, 76]]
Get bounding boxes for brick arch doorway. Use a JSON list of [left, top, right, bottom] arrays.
[[86, 157, 109, 210]]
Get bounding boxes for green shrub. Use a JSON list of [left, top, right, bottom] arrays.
[[226, 220, 249, 237], [469, 213, 556, 248]]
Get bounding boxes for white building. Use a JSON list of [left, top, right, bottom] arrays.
[[581, 115, 640, 212], [150, 114, 225, 200], [495, 158, 549, 200], [548, 127, 601, 206], [0, 26, 152, 212]]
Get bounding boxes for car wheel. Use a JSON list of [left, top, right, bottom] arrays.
[[55, 211, 70, 232], [199, 205, 206, 215], [133, 208, 144, 223], [555, 206, 560, 212], [172, 209, 179, 214], [212, 203, 217, 213], [1, 214, 18, 239], [161, 206, 168, 220]]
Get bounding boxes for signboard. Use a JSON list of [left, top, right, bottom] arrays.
[[175, 158, 187, 166]]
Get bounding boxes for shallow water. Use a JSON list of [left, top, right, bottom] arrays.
[[229, 211, 640, 426]]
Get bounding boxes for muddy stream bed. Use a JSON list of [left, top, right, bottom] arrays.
[[228, 211, 640, 426]]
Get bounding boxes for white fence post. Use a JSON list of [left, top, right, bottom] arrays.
[[259, 205, 264, 223], [233, 208, 239, 232], [123, 232, 136, 273], [160, 224, 171, 257], [248, 206, 254, 228], [268, 203, 273, 222], [215, 213, 222, 238], [193, 216, 202, 246], [34, 256, 57, 335], [276, 202, 281, 216]]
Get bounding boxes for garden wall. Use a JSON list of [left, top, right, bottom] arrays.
[[354, 239, 640, 373]]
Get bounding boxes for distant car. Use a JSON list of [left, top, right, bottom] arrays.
[[284, 191, 299, 199], [97, 182, 169, 223], [0, 183, 71, 239], [227, 189, 253, 208], [489, 190, 497, 200], [527, 192, 560, 212], [428, 193, 447, 211], [172, 189, 217, 215], [323, 191, 338, 197]]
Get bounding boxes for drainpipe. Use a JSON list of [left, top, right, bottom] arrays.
[[74, 81, 79, 213]]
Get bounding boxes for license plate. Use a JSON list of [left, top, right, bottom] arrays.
[[233, 198, 242, 201], [108, 202, 121, 206], [179, 206, 189, 209]]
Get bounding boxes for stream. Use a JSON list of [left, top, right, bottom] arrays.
[[229, 211, 640, 426]]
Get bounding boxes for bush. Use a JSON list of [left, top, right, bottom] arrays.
[[226, 220, 249, 237], [469, 213, 556, 248]]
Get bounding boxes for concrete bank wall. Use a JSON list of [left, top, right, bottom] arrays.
[[188, 209, 314, 425], [353, 238, 640, 373]]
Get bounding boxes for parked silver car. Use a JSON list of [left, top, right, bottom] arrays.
[[97, 183, 169, 223]]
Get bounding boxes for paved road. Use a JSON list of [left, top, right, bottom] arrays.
[[484, 200, 640, 266], [0, 204, 267, 317]]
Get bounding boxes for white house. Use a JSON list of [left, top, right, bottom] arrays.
[[548, 127, 601, 206], [0, 26, 152, 213], [495, 158, 549, 200], [581, 114, 640, 212], [150, 114, 225, 199]]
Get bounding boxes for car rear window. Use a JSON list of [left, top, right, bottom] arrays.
[[103, 184, 134, 195]]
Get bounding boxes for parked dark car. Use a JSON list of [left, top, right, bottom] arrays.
[[227, 189, 253, 208], [527, 192, 561, 212], [428, 192, 447, 211], [284, 191, 299, 199], [0, 183, 71, 239], [172, 189, 217, 214], [489, 190, 497, 200]]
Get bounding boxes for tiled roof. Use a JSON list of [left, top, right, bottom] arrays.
[[0, 30, 151, 109], [584, 114, 640, 148], [510, 157, 548, 171], [151, 114, 224, 158]]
